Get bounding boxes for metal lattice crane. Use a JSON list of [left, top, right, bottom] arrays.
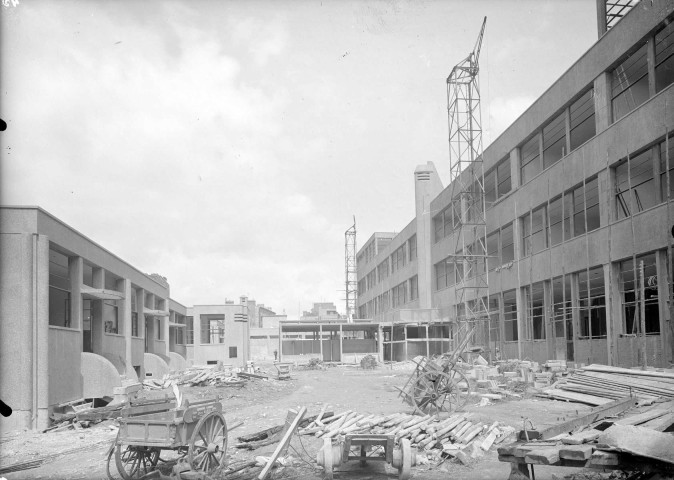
[[446, 17, 491, 347], [345, 217, 357, 322]]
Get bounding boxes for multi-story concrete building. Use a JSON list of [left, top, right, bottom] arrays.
[[357, 0, 674, 368], [0, 206, 268, 431]]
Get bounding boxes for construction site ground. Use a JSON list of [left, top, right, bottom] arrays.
[[0, 362, 597, 480]]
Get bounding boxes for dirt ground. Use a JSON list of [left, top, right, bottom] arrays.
[[0, 362, 596, 480]]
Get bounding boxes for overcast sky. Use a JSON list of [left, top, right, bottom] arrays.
[[1, 0, 596, 317]]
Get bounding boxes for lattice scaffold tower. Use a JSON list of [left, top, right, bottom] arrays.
[[446, 17, 491, 347], [345, 217, 357, 322]]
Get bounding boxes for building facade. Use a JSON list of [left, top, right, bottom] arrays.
[[356, 0, 674, 368], [0, 206, 271, 431]]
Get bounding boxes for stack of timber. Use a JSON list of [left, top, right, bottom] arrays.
[[499, 398, 674, 475], [541, 364, 674, 405], [143, 367, 246, 390], [298, 407, 516, 462]]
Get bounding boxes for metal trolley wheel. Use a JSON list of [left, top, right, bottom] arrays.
[[412, 369, 470, 415], [188, 411, 228, 474], [114, 442, 161, 480]]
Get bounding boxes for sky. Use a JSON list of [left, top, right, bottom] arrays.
[[0, 0, 597, 318]]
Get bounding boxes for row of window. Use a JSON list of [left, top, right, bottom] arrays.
[[518, 17, 674, 187], [357, 275, 419, 318], [520, 88, 597, 184], [433, 156, 513, 246], [612, 19, 674, 122], [358, 235, 417, 295], [468, 252, 661, 344]]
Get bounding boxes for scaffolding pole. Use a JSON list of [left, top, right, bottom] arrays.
[[345, 217, 357, 322]]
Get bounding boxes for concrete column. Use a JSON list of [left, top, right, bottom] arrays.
[[596, 0, 607, 38], [594, 73, 612, 134], [656, 251, 671, 367], [544, 280, 554, 360], [137, 288, 145, 359], [653, 145, 663, 205], [121, 278, 134, 378], [598, 169, 613, 229], [162, 299, 169, 356], [403, 326, 408, 361], [571, 273, 581, 366], [193, 312, 201, 348], [425, 324, 430, 356], [510, 148, 521, 190], [414, 162, 444, 310], [319, 324, 323, 360], [91, 267, 104, 354], [339, 324, 343, 362], [515, 287, 526, 360], [603, 264, 616, 366], [69, 256, 83, 331], [35, 235, 50, 430], [647, 37, 656, 97], [377, 325, 384, 362]]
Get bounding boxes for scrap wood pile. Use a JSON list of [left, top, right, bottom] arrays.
[[498, 399, 674, 473], [44, 404, 123, 433], [299, 409, 516, 464], [541, 364, 674, 406], [143, 366, 250, 390]]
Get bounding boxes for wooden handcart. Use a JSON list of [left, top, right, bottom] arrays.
[[109, 395, 227, 480], [397, 325, 475, 415], [317, 435, 415, 480]]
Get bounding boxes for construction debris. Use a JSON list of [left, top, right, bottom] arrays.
[[298, 406, 515, 464], [500, 392, 674, 477], [359, 354, 378, 369]]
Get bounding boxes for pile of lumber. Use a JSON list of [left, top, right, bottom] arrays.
[[143, 368, 246, 390], [542, 364, 674, 406], [298, 409, 516, 463]]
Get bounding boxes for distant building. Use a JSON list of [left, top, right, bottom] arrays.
[[300, 302, 344, 322]]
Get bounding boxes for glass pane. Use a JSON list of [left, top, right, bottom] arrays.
[[570, 89, 595, 150], [501, 224, 514, 264], [520, 135, 541, 183], [613, 75, 649, 121], [543, 112, 566, 169], [485, 170, 497, 206], [549, 197, 563, 246], [487, 231, 499, 271], [655, 21, 674, 93], [497, 158, 512, 197]]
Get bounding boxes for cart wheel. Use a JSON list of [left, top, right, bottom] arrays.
[[114, 443, 160, 480], [398, 438, 412, 480], [412, 369, 469, 415], [188, 411, 228, 474]]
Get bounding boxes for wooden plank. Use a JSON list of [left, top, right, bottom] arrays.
[[560, 429, 601, 445], [639, 412, 674, 431], [559, 444, 594, 460], [525, 448, 560, 465], [590, 450, 620, 466], [518, 396, 637, 441], [615, 409, 670, 426], [583, 364, 674, 380], [542, 388, 613, 406], [597, 424, 674, 464], [258, 406, 306, 480]]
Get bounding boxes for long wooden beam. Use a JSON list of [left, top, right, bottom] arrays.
[[518, 396, 637, 441]]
